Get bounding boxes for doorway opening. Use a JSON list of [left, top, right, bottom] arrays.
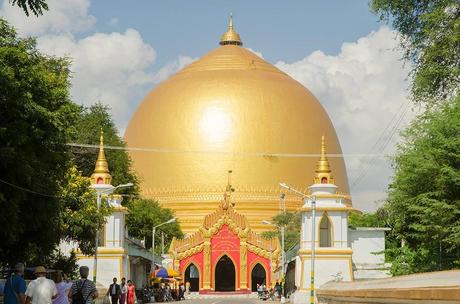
[[185, 263, 200, 291], [251, 263, 266, 291], [214, 255, 235, 291]]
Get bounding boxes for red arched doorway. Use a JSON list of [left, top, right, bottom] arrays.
[[214, 255, 235, 291], [184, 263, 200, 291], [251, 263, 266, 291]]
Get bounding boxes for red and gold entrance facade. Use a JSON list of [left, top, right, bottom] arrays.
[[169, 193, 280, 293]]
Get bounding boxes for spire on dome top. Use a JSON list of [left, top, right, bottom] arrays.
[[91, 129, 112, 185], [314, 136, 334, 184], [220, 13, 243, 46]]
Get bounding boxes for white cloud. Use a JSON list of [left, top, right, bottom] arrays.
[[0, 0, 95, 35], [37, 29, 157, 129], [245, 47, 264, 58], [109, 17, 119, 26], [151, 55, 196, 84], [275, 26, 416, 211]]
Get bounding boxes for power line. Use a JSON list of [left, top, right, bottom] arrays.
[[67, 143, 387, 158], [350, 100, 411, 188], [0, 178, 58, 198]]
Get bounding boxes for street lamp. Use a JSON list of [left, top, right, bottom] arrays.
[[280, 182, 316, 304], [91, 182, 133, 283], [151, 218, 176, 272]]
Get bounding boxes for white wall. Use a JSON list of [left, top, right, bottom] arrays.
[[77, 257, 122, 288], [348, 228, 386, 264]]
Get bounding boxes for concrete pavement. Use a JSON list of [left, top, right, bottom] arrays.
[[180, 299, 279, 304]]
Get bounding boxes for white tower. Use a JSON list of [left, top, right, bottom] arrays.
[[292, 136, 354, 304], [77, 130, 129, 286]]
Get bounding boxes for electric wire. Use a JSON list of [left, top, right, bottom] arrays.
[[0, 178, 58, 198], [350, 100, 411, 188], [67, 143, 385, 158]]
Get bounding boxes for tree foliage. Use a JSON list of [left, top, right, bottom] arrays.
[[348, 210, 388, 228], [10, 0, 48, 16], [0, 18, 80, 265], [261, 211, 301, 251], [384, 97, 460, 274], [58, 166, 112, 255], [126, 199, 183, 254], [371, 0, 460, 103], [70, 103, 139, 199]]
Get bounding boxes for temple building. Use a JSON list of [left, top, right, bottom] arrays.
[[123, 16, 388, 294], [168, 171, 280, 293]]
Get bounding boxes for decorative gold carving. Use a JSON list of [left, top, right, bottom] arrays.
[[240, 238, 248, 289], [177, 243, 204, 260], [203, 239, 211, 289], [222, 170, 235, 210], [170, 184, 280, 288]]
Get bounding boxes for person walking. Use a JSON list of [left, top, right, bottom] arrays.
[[126, 281, 135, 304], [178, 283, 185, 300], [52, 272, 72, 304], [69, 266, 98, 304], [25, 266, 57, 304], [106, 278, 120, 304], [4, 263, 27, 304], [119, 278, 127, 304]]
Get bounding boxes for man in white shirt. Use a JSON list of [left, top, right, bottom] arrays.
[[25, 266, 57, 304]]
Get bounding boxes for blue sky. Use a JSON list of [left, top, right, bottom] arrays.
[[87, 0, 380, 67], [0, 0, 414, 211]]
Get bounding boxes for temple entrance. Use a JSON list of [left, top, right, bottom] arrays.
[[185, 263, 200, 291], [214, 255, 235, 291], [251, 263, 266, 291]]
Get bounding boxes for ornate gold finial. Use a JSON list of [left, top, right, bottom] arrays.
[[91, 129, 112, 185], [314, 136, 334, 184], [222, 170, 235, 210], [220, 13, 243, 46]]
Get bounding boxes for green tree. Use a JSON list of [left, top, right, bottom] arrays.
[[70, 103, 139, 199], [126, 198, 183, 254], [0, 18, 80, 265], [371, 0, 460, 104], [58, 166, 112, 255], [261, 211, 301, 251], [10, 0, 48, 16], [384, 97, 460, 274], [348, 210, 387, 228]]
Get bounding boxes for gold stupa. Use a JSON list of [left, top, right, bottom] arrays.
[[124, 17, 351, 233]]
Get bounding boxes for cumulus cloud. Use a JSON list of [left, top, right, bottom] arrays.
[[151, 55, 196, 84], [276, 26, 415, 211], [0, 0, 95, 35], [37, 29, 157, 128], [1, 0, 196, 131]]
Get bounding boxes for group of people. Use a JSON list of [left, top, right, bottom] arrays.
[[151, 282, 185, 302], [3, 263, 98, 304], [106, 277, 136, 304], [3, 264, 139, 304], [256, 281, 284, 300]]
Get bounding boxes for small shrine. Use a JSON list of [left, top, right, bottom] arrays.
[[169, 171, 280, 293]]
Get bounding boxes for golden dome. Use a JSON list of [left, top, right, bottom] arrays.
[[124, 24, 350, 233]]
